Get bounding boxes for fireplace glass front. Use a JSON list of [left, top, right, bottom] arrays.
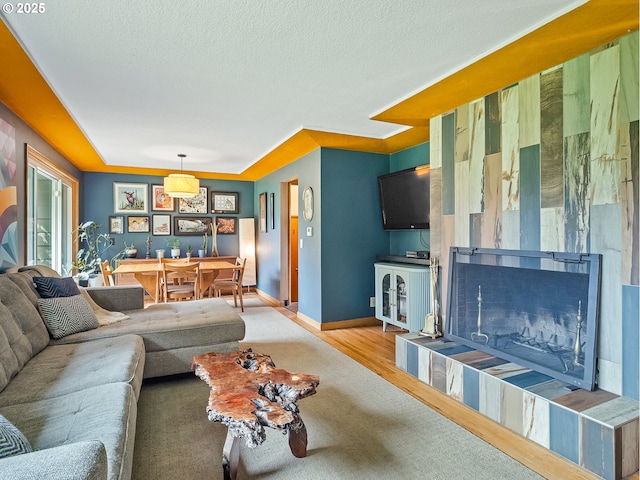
[[445, 248, 601, 390]]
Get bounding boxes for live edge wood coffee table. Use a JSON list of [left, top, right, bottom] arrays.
[[192, 349, 320, 480]]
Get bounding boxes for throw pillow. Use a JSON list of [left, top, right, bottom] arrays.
[[37, 294, 99, 339], [0, 414, 32, 458], [33, 276, 80, 298]]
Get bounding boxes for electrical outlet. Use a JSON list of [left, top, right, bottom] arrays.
[[369, 297, 376, 307]]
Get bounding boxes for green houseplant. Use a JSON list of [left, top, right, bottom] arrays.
[[199, 231, 208, 258], [70, 221, 112, 285], [167, 237, 180, 258]]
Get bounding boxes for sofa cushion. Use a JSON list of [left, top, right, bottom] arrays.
[[33, 276, 80, 298], [0, 277, 50, 394], [0, 334, 145, 407], [1, 381, 137, 480], [0, 413, 32, 458], [38, 295, 99, 339]]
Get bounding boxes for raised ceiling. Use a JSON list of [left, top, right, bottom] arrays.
[[0, 0, 637, 180]]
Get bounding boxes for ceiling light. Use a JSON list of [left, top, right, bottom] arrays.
[[164, 154, 199, 198]]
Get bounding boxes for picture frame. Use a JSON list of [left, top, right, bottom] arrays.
[[178, 187, 208, 214], [211, 191, 239, 214], [152, 214, 171, 236], [114, 182, 148, 214], [259, 192, 267, 233], [109, 215, 124, 234], [216, 216, 237, 235], [174, 216, 211, 236], [269, 192, 275, 230], [127, 216, 150, 233], [151, 184, 175, 211]]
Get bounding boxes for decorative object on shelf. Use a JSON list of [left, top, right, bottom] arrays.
[[302, 186, 313, 221], [174, 216, 211, 236], [178, 186, 208, 214], [199, 230, 208, 258], [216, 216, 236, 234], [145, 235, 152, 259], [70, 221, 112, 284], [259, 192, 267, 233], [186, 245, 193, 259], [156, 249, 165, 259], [152, 214, 171, 235], [127, 216, 149, 233], [151, 184, 175, 211], [211, 191, 239, 214], [108, 216, 124, 234], [124, 243, 137, 258], [419, 256, 442, 339], [167, 237, 181, 258], [113, 182, 148, 214], [164, 153, 199, 198], [211, 222, 219, 257]]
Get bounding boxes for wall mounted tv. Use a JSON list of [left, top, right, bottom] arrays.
[[377, 165, 430, 230]]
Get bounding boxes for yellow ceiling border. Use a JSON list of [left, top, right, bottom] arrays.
[[1, 0, 637, 181]]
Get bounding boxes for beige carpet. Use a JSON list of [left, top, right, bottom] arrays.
[[132, 298, 543, 479]]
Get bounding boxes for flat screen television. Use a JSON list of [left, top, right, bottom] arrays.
[[377, 165, 430, 230]]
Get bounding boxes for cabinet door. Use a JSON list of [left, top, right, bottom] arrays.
[[380, 271, 393, 323], [395, 273, 407, 325]]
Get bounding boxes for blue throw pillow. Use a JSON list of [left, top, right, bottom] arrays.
[[37, 294, 99, 339], [0, 414, 32, 458], [33, 276, 80, 298]]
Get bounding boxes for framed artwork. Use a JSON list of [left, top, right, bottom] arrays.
[[128, 216, 150, 233], [269, 193, 275, 230], [303, 186, 313, 221], [216, 216, 236, 235], [109, 215, 124, 234], [151, 184, 175, 211], [259, 192, 267, 233], [174, 216, 211, 236], [114, 182, 148, 214], [211, 191, 239, 214], [178, 187, 208, 214], [152, 214, 171, 236]]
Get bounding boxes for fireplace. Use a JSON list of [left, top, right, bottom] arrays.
[[445, 247, 601, 390]]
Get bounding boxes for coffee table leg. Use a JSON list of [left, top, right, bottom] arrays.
[[288, 414, 308, 458], [222, 429, 239, 480]]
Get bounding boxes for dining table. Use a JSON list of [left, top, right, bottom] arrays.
[[112, 258, 241, 303]]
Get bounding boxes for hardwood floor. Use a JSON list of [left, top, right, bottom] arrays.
[[272, 303, 609, 480]]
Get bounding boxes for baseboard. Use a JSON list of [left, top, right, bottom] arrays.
[[296, 312, 379, 331], [254, 289, 284, 307]]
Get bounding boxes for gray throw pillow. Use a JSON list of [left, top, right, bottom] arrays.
[[0, 414, 32, 458], [33, 276, 80, 298], [38, 294, 99, 339]]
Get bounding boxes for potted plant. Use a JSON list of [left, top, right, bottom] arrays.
[[186, 244, 193, 260], [199, 231, 207, 258], [167, 237, 180, 258], [70, 221, 112, 286]]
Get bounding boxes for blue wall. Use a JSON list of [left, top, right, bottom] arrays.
[[82, 172, 253, 262], [388, 142, 430, 256]]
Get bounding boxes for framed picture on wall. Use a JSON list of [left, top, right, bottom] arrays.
[[259, 192, 267, 233], [178, 187, 208, 214], [151, 184, 175, 211], [113, 182, 148, 214], [152, 214, 171, 235], [269, 193, 275, 230], [215, 216, 236, 235], [127, 216, 150, 233], [109, 216, 124, 234], [174, 216, 211, 236], [211, 191, 239, 214]]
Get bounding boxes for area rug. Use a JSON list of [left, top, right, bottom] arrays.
[[132, 298, 543, 479]]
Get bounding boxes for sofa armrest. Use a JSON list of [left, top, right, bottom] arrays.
[[0, 440, 108, 479], [86, 286, 145, 311]]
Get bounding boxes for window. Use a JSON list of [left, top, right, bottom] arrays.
[[27, 146, 78, 274]]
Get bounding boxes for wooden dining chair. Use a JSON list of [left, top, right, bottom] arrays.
[[160, 262, 200, 302], [100, 259, 115, 286], [212, 257, 246, 311]]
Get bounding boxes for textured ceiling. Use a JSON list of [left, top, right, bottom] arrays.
[[0, 0, 593, 175]]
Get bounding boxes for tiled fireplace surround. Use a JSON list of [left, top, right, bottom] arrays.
[[396, 335, 639, 479]]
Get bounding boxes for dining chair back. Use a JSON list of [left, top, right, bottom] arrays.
[[161, 262, 200, 302], [100, 259, 115, 286]]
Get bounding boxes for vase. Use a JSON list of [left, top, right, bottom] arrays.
[[198, 249, 206, 258], [186, 252, 192, 260], [171, 248, 180, 258], [156, 249, 165, 259]]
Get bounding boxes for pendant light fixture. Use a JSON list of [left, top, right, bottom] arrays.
[[164, 153, 199, 198]]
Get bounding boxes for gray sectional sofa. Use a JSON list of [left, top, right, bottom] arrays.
[[0, 265, 246, 480]]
